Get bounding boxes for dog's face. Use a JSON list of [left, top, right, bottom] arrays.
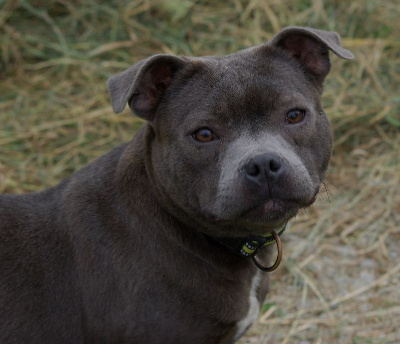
[[108, 27, 354, 237]]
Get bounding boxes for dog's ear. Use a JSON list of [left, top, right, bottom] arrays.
[[107, 54, 186, 120], [270, 27, 354, 85]]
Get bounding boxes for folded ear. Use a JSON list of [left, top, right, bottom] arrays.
[[107, 54, 187, 120], [270, 27, 354, 85]]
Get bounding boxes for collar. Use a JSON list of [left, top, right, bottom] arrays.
[[205, 222, 287, 258]]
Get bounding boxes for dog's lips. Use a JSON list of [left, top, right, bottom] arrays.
[[205, 190, 319, 228], [208, 199, 298, 225], [239, 193, 318, 224], [243, 198, 298, 219]]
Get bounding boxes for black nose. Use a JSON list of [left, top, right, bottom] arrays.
[[243, 154, 285, 186]]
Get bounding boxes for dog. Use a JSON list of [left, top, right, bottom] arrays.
[[0, 27, 353, 344]]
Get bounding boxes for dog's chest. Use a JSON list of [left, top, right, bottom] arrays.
[[232, 270, 262, 342], [180, 267, 263, 344]]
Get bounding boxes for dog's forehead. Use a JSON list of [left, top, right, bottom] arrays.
[[174, 47, 317, 128], [213, 45, 301, 77]]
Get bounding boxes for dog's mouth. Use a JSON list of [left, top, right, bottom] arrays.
[[243, 192, 318, 219], [242, 198, 300, 219], [196, 184, 320, 237], [204, 191, 318, 235]]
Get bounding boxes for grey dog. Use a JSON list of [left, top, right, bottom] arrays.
[[0, 27, 353, 344]]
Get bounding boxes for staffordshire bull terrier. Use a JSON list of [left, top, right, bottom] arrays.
[[0, 27, 353, 344]]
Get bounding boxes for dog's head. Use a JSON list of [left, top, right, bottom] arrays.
[[108, 27, 354, 237]]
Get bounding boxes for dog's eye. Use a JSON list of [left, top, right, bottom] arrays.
[[286, 109, 306, 124], [192, 128, 217, 143]]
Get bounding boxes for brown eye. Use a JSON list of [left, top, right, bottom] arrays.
[[192, 128, 216, 142], [286, 109, 306, 124]]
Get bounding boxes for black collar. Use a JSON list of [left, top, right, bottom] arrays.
[[205, 223, 287, 258]]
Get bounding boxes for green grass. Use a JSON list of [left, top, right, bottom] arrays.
[[1, 0, 399, 342]]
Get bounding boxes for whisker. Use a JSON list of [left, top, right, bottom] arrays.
[[321, 180, 332, 204]]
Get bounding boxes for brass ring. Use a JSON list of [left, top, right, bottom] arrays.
[[251, 230, 282, 272]]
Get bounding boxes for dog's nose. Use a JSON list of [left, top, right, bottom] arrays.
[[243, 154, 285, 185]]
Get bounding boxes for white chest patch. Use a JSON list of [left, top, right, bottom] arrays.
[[233, 270, 262, 342]]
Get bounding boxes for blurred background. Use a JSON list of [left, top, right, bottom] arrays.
[[0, 0, 399, 343]]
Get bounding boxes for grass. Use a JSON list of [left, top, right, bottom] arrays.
[[1, 0, 399, 343]]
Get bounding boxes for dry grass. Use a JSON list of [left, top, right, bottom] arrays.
[[1, 0, 399, 343]]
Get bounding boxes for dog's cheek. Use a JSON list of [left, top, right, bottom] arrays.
[[290, 107, 332, 175], [314, 111, 333, 175], [183, 151, 223, 215], [298, 113, 333, 186], [153, 138, 222, 216], [194, 169, 222, 216]]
